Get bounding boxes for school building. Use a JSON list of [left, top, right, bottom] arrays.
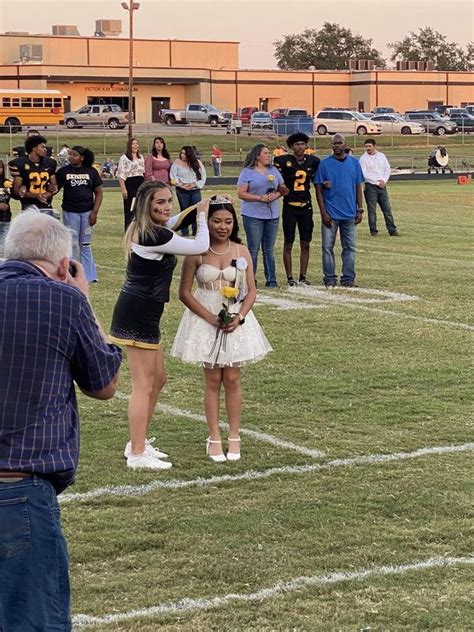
[[0, 31, 473, 121]]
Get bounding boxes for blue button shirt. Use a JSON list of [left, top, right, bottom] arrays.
[[314, 155, 364, 220], [0, 261, 122, 492]]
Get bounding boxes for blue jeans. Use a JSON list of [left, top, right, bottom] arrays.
[[0, 221, 9, 257], [0, 476, 71, 631], [176, 187, 201, 236], [321, 219, 356, 286], [62, 211, 98, 282], [364, 183, 397, 235], [242, 215, 279, 287]]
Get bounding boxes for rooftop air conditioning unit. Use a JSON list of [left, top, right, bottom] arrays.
[[95, 20, 122, 37], [52, 25, 80, 36]]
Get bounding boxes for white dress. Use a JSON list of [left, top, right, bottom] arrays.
[[171, 263, 272, 367]]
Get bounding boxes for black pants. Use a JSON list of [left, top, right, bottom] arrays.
[[123, 176, 144, 231]]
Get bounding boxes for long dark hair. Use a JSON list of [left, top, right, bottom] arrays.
[[71, 146, 94, 168], [152, 136, 170, 160], [208, 200, 241, 244], [125, 137, 141, 161], [243, 143, 267, 169], [181, 145, 201, 180]]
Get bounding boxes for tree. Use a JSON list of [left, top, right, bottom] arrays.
[[274, 22, 386, 71], [388, 27, 473, 71]]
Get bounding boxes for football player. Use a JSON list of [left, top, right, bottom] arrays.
[[9, 135, 57, 213], [274, 133, 320, 286]]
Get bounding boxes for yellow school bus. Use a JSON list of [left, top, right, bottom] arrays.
[[0, 89, 65, 133]]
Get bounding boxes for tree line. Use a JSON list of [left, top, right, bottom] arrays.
[[274, 24, 473, 72]]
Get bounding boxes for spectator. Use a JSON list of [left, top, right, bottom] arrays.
[[314, 134, 364, 288], [0, 211, 121, 631], [116, 138, 145, 231], [9, 134, 58, 214], [237, 143, 287, 288], [101, 156, 115, 178], [12, 128, 53, 159], [170, 145, 206, 236], [144, 136, 172, 183], [211, 145, 223, 177], [58, 144, 70, 168], [0, 160, 12, 256], [359, 139, 399, 236], [56, 146, 103, 282]]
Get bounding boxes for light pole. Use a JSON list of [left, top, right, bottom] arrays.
[[121, 1, 140, 140]]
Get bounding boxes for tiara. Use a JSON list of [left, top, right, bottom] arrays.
[[209, 195, 233, 205]]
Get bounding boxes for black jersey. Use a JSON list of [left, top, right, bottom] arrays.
[[9, 156, 57, 209], [274, 154, 320, 205]]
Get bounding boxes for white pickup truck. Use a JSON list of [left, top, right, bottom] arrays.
[[161, 103, 228, 126]]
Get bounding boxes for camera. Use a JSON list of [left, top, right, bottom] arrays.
[[68, 262, 77, 278]]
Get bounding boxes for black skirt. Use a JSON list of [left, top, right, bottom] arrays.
[[109, 291, 165, 349]]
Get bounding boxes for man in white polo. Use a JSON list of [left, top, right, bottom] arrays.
[[359, 139, 399, 237]]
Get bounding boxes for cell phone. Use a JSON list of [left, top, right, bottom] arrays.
[[68, 262, 77, 278], [266, 187, 276, 194]]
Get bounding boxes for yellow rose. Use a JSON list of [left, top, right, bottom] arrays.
[[221, 286, 239, 299], [267, 175, 275, 182], [3, 180, 12, 189]]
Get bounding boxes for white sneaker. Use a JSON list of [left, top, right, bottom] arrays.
[[124, 437, 169, 459], [127, 453, 173, 470]]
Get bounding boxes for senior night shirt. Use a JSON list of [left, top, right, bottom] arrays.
[[237, 166, 284, 220], [0, 261, 122, 492], [314, 155, 364, 220]]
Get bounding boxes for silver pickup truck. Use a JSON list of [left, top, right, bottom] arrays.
[[161, 103, 228, 126]]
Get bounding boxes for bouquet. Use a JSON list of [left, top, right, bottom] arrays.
[[208, 286, 239, 364]]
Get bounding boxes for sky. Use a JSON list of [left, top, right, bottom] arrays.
[[0, 0, 472, 69]]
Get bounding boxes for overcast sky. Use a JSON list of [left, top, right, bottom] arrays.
[[0, 0, 472, 68]]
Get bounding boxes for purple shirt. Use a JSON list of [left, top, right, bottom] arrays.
[[0, 261, 122, 492], [237, 166, 284, 219]]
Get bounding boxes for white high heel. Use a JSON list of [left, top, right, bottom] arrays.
[[227, 436, 241, 461], [206, 438, 227, 463]]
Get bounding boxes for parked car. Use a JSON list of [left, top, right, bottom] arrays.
[[448, 113, 474, 132], [359, 112, 375, 119], [372, 106, 397, 115], [371, 114, 424, 135], [238, 106, 258, 124], [250, 111, 273, 129], [465, 105, 474, 116], [271, 108, 308, 118], [404, 111, 457, 135], [161, 103, 227, 126], [64, 104, 128, 129], [314, 110, 382, 135]]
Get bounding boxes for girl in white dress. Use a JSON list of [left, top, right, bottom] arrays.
[[171, 197, 272, 462]]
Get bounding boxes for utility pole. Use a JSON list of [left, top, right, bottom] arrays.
[[121, 2, 140, 140]]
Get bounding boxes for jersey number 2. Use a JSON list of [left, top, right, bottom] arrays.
[[294, 170, 307, 191]]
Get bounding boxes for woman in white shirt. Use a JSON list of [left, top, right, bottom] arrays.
[[170, 145, 206, 236], [116, 138, 145, 230]]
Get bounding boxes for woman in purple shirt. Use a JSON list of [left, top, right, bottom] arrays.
[[144, 136, 172, 183], [237, 144, 287, 288]]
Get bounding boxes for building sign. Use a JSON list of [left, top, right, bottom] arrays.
[[85, 86, 138, 93]]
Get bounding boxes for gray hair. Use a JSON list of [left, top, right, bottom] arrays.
[[331, 133, 345, 143], [243, 143, 267, 169], [5, 210, 73, 264]]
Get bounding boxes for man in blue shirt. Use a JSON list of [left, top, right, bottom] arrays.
[[314, 134, 365, 287], [0, 211, 122, 631]]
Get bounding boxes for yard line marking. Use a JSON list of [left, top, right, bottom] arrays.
[[59, 442, 473, 504], [255, 294, 328, 310], [366, 250, 473, 267], [113, 393, 325, 459], [73, 555, 474, 627], [287, 285, 418, 304]]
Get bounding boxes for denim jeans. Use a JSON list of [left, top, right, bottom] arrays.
[[242, 215, 280, 287], [364, 183, 397, 235], [0, 476, 71, 631], [62, 211, 98, 282], [176, 187, 201, 236], [321, 219, 356, 286], [0, 221, 9, 257], [212, 160, 221, 177]]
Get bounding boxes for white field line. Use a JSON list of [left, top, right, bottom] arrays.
[[59, 442, 473, 504], [113, 392, 325, 459], [262, 287, 473, 332], [73, 555, 474, 628], [255, 294, 328, 310], [288, 285, 418, 304], [366, 250, 474, 267]]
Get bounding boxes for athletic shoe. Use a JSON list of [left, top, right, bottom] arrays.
[[324, 284, 336, 290], [124, 437, 169, 459], [287, 277, 298, 287], [389, 231, 400, 236], [299, 277, 311, 286], [341, 282, 358, 288], [127, 453, 173, 470]]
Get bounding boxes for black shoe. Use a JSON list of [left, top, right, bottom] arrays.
[[389, 231, 400, 236], [299, 277, 310, 286], [370, 231, 379, 236], [341, 282, 358, 288], [287, 277, 298, 287]]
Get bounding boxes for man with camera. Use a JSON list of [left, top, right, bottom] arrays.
[[0, 211, 122, 631]]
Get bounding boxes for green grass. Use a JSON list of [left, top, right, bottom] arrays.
[[20, 181, 473, 629]]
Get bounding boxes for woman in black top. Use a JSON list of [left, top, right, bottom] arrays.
[[110, 180, 210, 471], [0, 160, 12, 257], [56, 146, 103, 282]]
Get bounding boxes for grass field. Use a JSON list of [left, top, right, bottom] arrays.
[[23, 180, 473, 630]]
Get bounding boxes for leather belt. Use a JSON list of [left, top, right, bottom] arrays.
[[0, 470, 34, 481]]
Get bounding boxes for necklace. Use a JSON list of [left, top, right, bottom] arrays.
[[209, 241, 231, 255]]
